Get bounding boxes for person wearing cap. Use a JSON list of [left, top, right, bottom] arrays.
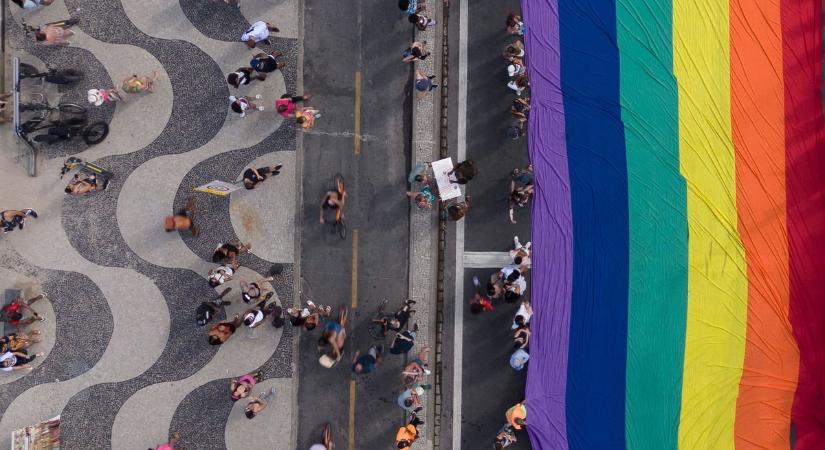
[[250, 51, 286, 73], [510, 348, 529, 371], [227, 67, 266, 89], [229, 95, 263, 118], [414, 69, 438, 99], [240, 21, 279, 49], [164, 196, 198, 236], [87, 88, 124, 106], [505, 402, 527, 430]]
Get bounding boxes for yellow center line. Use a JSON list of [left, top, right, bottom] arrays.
[[351, 229, 359, 309], [354, 71, 362, 155], [348, 379, 357, 450]]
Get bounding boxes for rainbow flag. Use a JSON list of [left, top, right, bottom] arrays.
[[520, 0, 825, 448]]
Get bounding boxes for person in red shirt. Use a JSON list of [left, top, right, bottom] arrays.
[[0, 293, 46, 328], [275, 93, 311, 118], [469, 275, 494, 314]]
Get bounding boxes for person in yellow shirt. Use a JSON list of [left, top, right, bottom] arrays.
[[395, 415, 424, 449], [505, 402, 527, 430]]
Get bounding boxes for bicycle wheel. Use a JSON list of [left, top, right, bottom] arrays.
[[18, 63, 39, 77], [336, 219, 347, 240], [82, 122, 109, 145], [18, 102, 50, 112], [58, 103, 87, 115]]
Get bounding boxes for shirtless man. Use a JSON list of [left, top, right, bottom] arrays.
[[1, 208, 37, 233], [164, 196, 199, 236]]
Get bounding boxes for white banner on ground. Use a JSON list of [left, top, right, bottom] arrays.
[[432, 157, 462, 201], [194, 180, 242, 196]]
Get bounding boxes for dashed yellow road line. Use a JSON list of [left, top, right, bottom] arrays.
[[351, 229, 358, 309], [354, 71, 362, 155], [349, 379, 357, 450]]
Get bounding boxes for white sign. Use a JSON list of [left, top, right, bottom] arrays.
[[432, 157, 462, 201], [195, 180, 242, 196]]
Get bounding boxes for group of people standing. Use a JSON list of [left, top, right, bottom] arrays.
[[0, 292, 47, 373]]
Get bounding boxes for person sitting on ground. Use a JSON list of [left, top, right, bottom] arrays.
[[0, 350, 43, 372], [242, 165, 283, 190], [240, 276, 274, 304], [318, 306, 348, 361], [406, 185, 437, 209], [212, 239, 252, 265], [276, 94, 311, 118], [505, 402, 527, 430], [227, 67, 266, 89], [408, 13, 436, 31], [208, 315, 242, 345], [402, 41, 430, 63], [164, 196, 199, 236], [296, 107, 321, 129], [12, 0, 55, 9], [240, 21, 279, 49], [397, 385, 425, 413], [319, 187, 347, 224], [251, 51, 286, 73], [1, 330, 41, 353], [398, 0, 425, 16], [503, 40, 525, 60], [122, 72, 158, 94], [508, 184, 534, 224], [395, 415, 424, 449], [445, 196, 471, 221], [230, 372, 263, 401], [245, 387, 275, 419], [506, 12, 526, 36], [35, 24, 74, 45], [513, 324, 530, 349], [65, 173, 108, 196], [1, 208, 37, 233], [208, 261, 238, 287], [511, 300, 533, 330], [495, 424, 518, 449], [352, 344, 383, 375], [401, 347, 431, 387], [389, 325, 418, 355], [1, 293, 46, 328], [195, 287, 232, 326]]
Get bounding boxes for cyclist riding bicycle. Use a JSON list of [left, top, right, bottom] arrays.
[[319, 183, 347, 224]]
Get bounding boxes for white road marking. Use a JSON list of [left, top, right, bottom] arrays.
[[463, 252, 512, 268]]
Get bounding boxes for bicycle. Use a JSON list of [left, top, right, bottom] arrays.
[[18, 101, 108, 146], [59, 157, 114, 182], [17, 62, 83, 85]]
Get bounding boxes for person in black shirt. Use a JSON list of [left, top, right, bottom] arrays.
[[250, 51, 286, 73], [243, 165, 283, 190], [196, 287, 232, 326]]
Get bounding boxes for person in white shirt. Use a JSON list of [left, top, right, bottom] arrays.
[[240, 21, 280, 49], [511, 301, 533, 330], [12, 0, 54, 10]]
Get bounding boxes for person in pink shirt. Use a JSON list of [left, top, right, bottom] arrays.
[[152, 432, 180, 450], [276, 93, 311, 118]]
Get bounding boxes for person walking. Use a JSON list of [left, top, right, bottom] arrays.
[[227, 67, 266, 88], [164, 196, 199, 236], [229, 95, 264, 117], [318, 306, 348, 363], [35, 24, 74, 45], [230, 372, 263, 401], [408, 13, 436, 31], [241, 21, 279, 48], [444, 196, 471, 221], [207, 315, 243, 345], [12, 0, 54, 9], [0, 293, 46, 328], [250, 51, 286, 74], [1, 208, 38, 233], [122, 72, 159, 94], [0, 350, 43, 372], [151, 432, 181, 450], [245, 387, 275, 419], [1, 330, 41, 353], [352, 344, 383, 375], [212, 239, 252, 266], [275, 94, 310, 118], [469, 275, 494, 314], [414, 70, 438, 99], [296, 107, 321, 129]]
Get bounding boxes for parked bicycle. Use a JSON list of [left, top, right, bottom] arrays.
[[17, 62, 83, 85], [17, 99, 108, 146]]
